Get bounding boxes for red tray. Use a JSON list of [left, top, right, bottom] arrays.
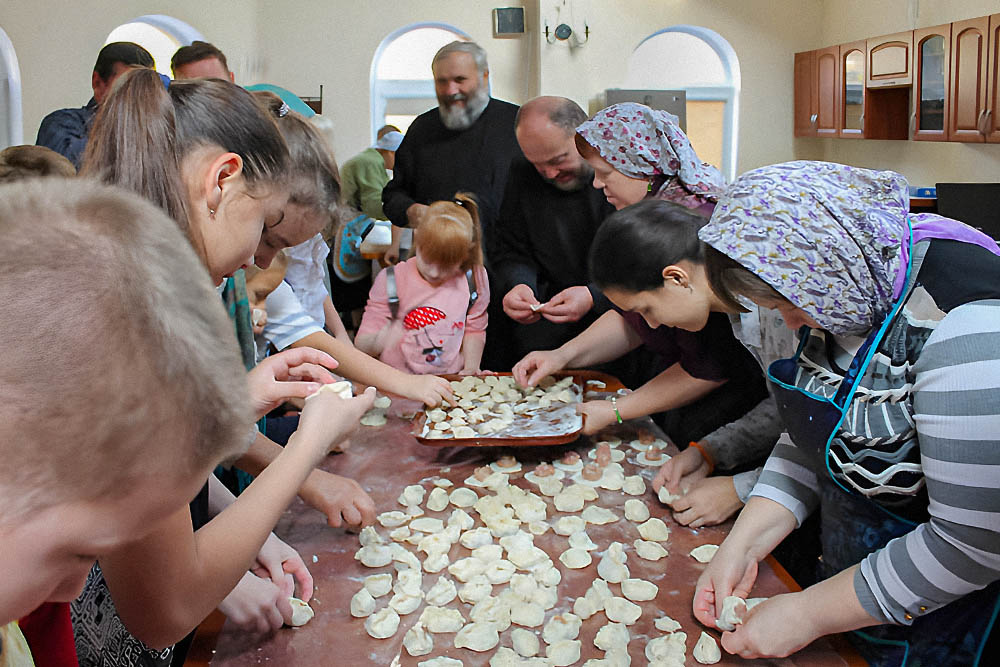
[[412, 371, 595, 447]]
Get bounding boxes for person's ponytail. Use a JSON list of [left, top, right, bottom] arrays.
[[80, 68, 189, 231]]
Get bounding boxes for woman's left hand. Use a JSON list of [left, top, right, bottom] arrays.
[[670, 476, 744, 528], [246, 348, 339, 418], [252, 533, 314, 602], [721, 593, 819, 659], [577, 400, 617, 435]]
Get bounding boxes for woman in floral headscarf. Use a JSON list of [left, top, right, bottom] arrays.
[[575, 102, 726, 215], [694, 160, 1000, 666]]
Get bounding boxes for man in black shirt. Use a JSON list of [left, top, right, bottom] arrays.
[[381, 41, 521, 264], [492, 96, 615, 359]]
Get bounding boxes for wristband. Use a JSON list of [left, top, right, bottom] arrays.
[[688, 441, 715, 475], [609, 396, 623, 424]]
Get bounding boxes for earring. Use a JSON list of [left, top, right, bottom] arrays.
[[208, 207, 216, 217]]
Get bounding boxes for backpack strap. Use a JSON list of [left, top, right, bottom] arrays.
[[386, 266, 399, 320], [466, 268, 479, 313]]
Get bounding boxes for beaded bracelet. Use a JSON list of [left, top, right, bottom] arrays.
[[609, 396, 623, 424]]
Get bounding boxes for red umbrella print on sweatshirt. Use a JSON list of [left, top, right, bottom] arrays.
[[404, 306, 449, 363]]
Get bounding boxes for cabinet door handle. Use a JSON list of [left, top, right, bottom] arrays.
[[810, 114, 818, 124], [977, 109, 987, 134]]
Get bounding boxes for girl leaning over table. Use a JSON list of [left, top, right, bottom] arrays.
[[693, 160, 1000, 666]]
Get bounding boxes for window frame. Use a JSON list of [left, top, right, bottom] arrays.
[[0, 25, 23, 147], [631, 25, 742, 181]]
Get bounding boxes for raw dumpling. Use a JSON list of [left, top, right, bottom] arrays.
[[511, 627, 539, 657], [623, 499, 650, 522], [350, 589, 376, 617], [654, 615, 682, 633], [360, 411, 387, 427], [559, 547, 593, 569], [425, 575, 457, 606], [597, 542, 629, 583], [378, 510, 409, 527], [419, 605, 465, 633], [454, 621, 500, 651], [389, 592, 423, 615], [658, 485, 682, 505], [634, 539, 668, 561], [581, 505, 618, 525], [690, 544, 719, 563], [450, 487, 478, 508], [404, 622, 434, 656], [542, 613, 582, 643], [426, 487, 449, 511], [604, 597, 642, 625], [554, 515, 586, 536], [509, 600, 545, 627], [364, 573, 393, 598], [365, 607, 401, 639], [621, 577, 658, 602], [546, 639, 582, 667], [287, 597, 314, 626], [423, 552, 449, 574], [458, 574, 493, 604], [693, 631, 721, 664], [593, 621, 630, 651], [418, 658, 463, 667], [637, 517, 671, 541], [646, 632, 688, 663], [568, 530, 598, 551], [410, 517, 445, 533], [716, 595, 748, 631], [622, 475, 646, 495], [398, 484, 426, 507], [356, 544, 393, 568]]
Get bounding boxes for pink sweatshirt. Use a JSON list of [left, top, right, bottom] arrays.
[[358, 258, 490, 374]]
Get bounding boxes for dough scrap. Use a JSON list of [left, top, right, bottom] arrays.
[[622, 475, 646, 496], [693, 631, 721, 664], [654, 615, 682, 633], [425, 575, 457, 606], [546, 639, 582, 667], [419, 605, 465, 633], [449, 487, 479, 508], [623, 499, 650, 522], [287, 597, 314, 626], [350, 588, 376, 617], [542, 613, 582, 644], [637, 518, 671, 542], [568, 530, 598, 551], [454, 621, 500, 652], [364, 573, 393, 598], [604, 596, 642, 625], [511, 627, 539, 657], [559, 547, 593, 569], [404, 622, 434, 657], [689, 544, 719, 563], [634, 539, 668, 561], [581, 505, 618, 525], [554, 515, 586, 536], [365, 607, 401, 639], [426, 487, 449, 512], [593, 621, 630, 651], [621, 577, 658, 602]]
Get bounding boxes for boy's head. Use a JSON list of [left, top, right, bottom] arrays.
[[0, 145, 76, 182], [0, 179, 254, 623], [245, 250, 288, 334]]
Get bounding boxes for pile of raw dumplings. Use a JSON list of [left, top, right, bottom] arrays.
[[423, 375, 578, 439], [343, 432, 743, 665]]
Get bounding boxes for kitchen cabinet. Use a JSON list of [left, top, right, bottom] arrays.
[[913, 24, 951, 141], [867, 31, 912, 87], [794, 47, 840, 137], [987, 14, 1000, 142], [949, 16, 989, 141], [840, 41, 866, 138], [794, 50, 817, 137]]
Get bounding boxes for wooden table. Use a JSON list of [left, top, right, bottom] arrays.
[[187, 373, 863, 666]]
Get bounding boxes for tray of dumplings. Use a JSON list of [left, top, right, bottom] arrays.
[[412, 372, 584, 446]]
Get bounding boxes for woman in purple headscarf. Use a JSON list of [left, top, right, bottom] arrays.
[[694, 160, 1000, 665], [575, 102, 726, 216]]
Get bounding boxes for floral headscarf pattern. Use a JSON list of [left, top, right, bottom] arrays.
[[699, 161, 908, 336], [576, 102, 727, 200]]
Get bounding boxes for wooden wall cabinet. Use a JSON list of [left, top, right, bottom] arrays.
[[839, 41, 867, 138], [867, 31, 912, 87], [949, 17, 989, 141], [794, 46, 842, 137], [794, 50, 817, 137], [913, 24, 951, 141], [987, 14, 1000, 142]]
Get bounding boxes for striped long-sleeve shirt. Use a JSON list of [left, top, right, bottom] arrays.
[[751, 240, 1000, 625]]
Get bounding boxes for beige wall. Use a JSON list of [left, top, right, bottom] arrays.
[[795, 0, 1000, 185], [2, 1, 260, 146]]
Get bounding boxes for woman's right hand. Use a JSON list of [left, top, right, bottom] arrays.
[[692, 542, 759, 628], [512, 349, 568, 387], [295, 386, 376, 455]]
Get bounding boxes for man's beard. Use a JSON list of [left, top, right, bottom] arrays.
[[438, 84, 490, 130], [547, 162, 594, 192]]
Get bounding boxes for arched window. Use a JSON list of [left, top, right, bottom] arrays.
[[0, 25, 23, 148], [370, 23, 470, 140], [625, 26, 741, 181], [105, 15, 204, 77]]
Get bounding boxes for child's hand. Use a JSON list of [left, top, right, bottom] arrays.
[[252, 533, 314, 601], [217, 571, 294, 633], [402, 374, 456, 407], [296, 386, 376, 455], [300, 470, 378, 528], [247, 348, 340, 418]]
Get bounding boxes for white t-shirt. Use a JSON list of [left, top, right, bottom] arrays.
[[283, 234, 330, 327], [261, 280, 323, 355]]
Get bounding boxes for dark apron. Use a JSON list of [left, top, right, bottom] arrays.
[[765, 236, 1000, 667]]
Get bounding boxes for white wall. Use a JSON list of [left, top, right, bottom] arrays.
[[794, 0, 1000, 185], [2, 0, 260, 146]]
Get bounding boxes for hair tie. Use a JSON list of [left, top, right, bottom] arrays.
[[453, 198, 467, 209], [277, 102, 290, 118]]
